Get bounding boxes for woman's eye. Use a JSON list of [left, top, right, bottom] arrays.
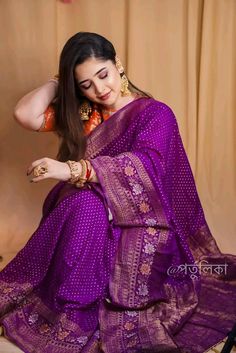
[[80, 73, 107, 89], [100, 73, 108, 79], [81, 84, 91, 90]]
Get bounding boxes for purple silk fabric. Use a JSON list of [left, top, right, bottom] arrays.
[[1, 97, 236, 353]]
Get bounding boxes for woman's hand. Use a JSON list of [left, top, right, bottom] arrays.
[[27, 157, 72, 183]]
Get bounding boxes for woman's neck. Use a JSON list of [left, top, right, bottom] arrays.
[[101, 93, 139, 114]]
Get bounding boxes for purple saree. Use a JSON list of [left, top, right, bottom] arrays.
[[1, 97, 236, 353]]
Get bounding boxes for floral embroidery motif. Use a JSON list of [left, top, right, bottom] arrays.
[[0, 283, 95, 348], [127, 337, 139, 348], [57, 328, 70, 340], [125, 310, 138, 317], [39, 323, 50, 334], [145, 218, 157, 226], [123, 310, 140, 350], [140, 263, 151, 275], [117, 155, 168, 310], [124, 322, 135, 330], [131, 183, 143, 195], [117, 155, 157, 304], [28, 313, 39, 325], [147, 227, 157, 235], [27, 309, 90, 346], [137, 284, 149, 296], [124, 165, 135, 176], [144, 243, 155, 254], [0, 280, 32, 309], [118, 155, 157, 224], [139, 201, 150, 213]]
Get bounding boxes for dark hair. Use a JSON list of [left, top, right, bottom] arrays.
[[55, 32, 151, 162]]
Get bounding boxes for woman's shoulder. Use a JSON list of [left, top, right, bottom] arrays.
[[137, 97, 178, 125]]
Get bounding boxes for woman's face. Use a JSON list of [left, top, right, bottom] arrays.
[[74, 57, 122, 109]]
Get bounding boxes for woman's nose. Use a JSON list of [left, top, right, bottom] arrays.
[[94, 81, 105, 95]]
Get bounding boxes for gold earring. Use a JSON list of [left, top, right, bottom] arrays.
[[120, 74, 131, 96], [115, 56, 124, 74], [115, 56, 131, 96], [79, 100, 92, 121]]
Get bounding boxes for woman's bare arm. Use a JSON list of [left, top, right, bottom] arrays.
[[14, 80, 58, 131]]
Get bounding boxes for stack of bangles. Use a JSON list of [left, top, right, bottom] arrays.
[[66, 159, 94, 188]]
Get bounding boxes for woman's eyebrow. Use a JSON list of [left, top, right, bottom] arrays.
[[79, 67, 107, 85]]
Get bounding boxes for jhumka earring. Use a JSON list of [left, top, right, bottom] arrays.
[[120, 74, 130, 96], [115, 56, 131, 97], [79, 100, 92, 121]]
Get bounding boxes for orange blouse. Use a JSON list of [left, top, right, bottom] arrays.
[[38, 104, 114, 136], [38, 105, 56, 132]]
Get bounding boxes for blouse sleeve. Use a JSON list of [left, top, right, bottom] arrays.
[[37, 104, 56, 132]]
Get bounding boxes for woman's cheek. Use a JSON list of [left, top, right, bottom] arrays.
[[108, 76, 120, 91]]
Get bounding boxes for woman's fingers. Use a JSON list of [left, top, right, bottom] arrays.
[[30, 173, 49, 183], [27, 158, 70, 183], [29, 158, 50, 182], [27, 158, 48, 175]]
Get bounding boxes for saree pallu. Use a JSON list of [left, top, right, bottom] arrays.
[[1, 97, 236, 353]]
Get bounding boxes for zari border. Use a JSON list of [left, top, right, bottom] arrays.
[[85, 97, 152, 159], [91, 152, 169, 228], [0, 284, 100, 353]]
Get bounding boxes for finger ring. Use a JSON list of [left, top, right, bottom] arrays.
[[33, 165, 48, 177]]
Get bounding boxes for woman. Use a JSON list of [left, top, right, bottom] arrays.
[[0, 32, 236, 353]]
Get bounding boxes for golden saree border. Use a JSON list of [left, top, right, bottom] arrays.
[[187, 224, 221, 259], [87, 99, 203, 350], [85, 97, 152, 159], [90, 152, 169, 227], [99, 280, 199, 352], [0, 283, 100, 353], [0, 280, 33, 316]]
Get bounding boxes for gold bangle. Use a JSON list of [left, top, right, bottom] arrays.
[[75, 159, 87, 188], [66, 160, 81, 184], [66, 159, 92, 188], [79, 159, 87, 180]]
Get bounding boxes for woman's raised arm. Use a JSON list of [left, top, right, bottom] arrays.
[[13, 79, 58, 131]]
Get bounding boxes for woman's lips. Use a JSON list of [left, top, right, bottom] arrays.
[[99, 91, 111, 100]]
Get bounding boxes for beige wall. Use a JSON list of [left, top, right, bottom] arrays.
[[0, 0, 235, 270]]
